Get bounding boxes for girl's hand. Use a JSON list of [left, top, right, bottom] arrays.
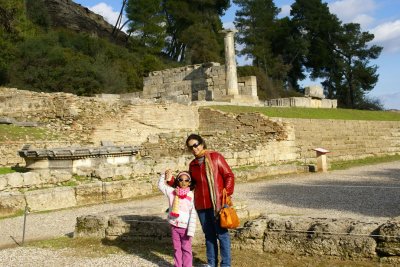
[[165, 169, 172, 182]]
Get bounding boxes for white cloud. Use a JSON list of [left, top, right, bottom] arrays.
[[223, 22, 235, 30], [352, 14, 375, 28], [89, 3, 120, 25], [328, 0, 376, 22], [370, 20, 400, 53], [89, 3, 129, 32], [371, 91, 400, 110]]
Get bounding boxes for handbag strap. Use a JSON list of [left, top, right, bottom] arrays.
[[222, 188, 227, 205], [222, 188, 232, 207]]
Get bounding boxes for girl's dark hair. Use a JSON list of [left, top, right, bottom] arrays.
[[173, 171, 196, 191], [186, 133, 207, 149]]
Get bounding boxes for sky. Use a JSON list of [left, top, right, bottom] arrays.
[[74, 0, 400, 110]]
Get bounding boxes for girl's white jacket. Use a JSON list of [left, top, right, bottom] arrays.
[[158, 175, 197, 237]]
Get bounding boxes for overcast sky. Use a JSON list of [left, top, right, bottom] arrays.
[[75, 0, 400, 110]]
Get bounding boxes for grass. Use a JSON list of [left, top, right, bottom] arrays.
[[0, 124, 60, 142], [0, 167, 15, 175], [26, 236, 392, 267], [210, 106, 400, 121], [232, 165, 259, 172], [330, 154, 400, 170]]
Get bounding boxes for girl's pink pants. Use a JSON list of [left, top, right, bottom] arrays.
[[171, 225, 193, 267]]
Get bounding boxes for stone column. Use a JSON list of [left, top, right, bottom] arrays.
[[220, 29, 239, 96]]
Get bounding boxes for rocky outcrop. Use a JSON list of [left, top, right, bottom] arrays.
[[42, 0, 127, 44]]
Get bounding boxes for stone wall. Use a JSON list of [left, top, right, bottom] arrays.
[[73, 213, 400, 262], [1, 87, 399, 168], [197, 108, 298, 167], [142, 63, 226, 101], [142, 63, 257, 103], [0, 177, 153, 217], [283, 118, 400, 163], [232, 215, 400, 262], [0, 87, 123, 145]]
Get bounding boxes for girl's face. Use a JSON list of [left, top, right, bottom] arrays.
[[187, 139, 204, 157], [177, 174, 191, 189]]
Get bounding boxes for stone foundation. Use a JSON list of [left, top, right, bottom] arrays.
[[233, 215, 400, 262], [72, 213, 400, 262]]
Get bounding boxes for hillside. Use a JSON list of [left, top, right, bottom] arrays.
[[40, 0, 127, 45]]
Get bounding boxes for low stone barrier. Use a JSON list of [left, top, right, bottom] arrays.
[[0, 179, 153, 217], [74, 203, 253, 246], [233, 215, 400, 263], [74, 215, 400, 263], [73, 213, 400, 262], [0, 162, 307, 217]]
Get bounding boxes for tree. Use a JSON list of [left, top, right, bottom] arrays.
[[26, 0, 50, 29], [290, 0, 382, 108], [0, 0, 27, 84], [234, 0, 282, 75], [290, 0, 341, 79], [125, 0, 166, 54], [331, 23, 382, 108], [234, 0, 301, 97], [164, 0, 229, 63]]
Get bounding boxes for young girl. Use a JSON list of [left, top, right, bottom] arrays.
[[158, 169, 196, 267]]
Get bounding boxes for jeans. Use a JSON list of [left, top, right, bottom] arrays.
[[197, 208, 231, 267], [171, 225, 193, 267]]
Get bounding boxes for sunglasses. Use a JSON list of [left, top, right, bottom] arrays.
[[178, 178, 190, 183], [187, 142, 201, 149]]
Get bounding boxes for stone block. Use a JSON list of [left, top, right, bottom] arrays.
[[102, 182, 122, 201], [22, 172, 41, 187], [7, 172, 23, 188], [106, 215, 170, 242], [0, 191, 26, 217], [132, 160, 153, 175], [305, 85, 325, 99], [75, 182, 103, 206], [25, 187, 77, 211], [93, 165, 115, 179], [74, 215, 108, 238], [48, 170, 73, 184], [114, 166, 133, 177], [119, 180, 153, 199], [376, 218, 400, 256], [259, 216, 378, 259], [0, 175, 7, 190]]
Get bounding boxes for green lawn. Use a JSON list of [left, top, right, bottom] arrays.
[[210, 106, 400, 121], [0, 124, 59, 142]]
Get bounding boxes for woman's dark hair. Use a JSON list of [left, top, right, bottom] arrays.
[[186, 133, 207, 149]]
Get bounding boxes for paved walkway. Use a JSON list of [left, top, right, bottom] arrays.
[[1, 161, 399, 251]]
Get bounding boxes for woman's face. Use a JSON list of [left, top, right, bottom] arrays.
[[187, 139, 204, 157]]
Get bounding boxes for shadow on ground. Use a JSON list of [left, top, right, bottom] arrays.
[[249, 166, 400, 218], [101, 215, 206, 266]]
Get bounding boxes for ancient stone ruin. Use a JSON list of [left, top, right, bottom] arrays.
[[18, 143, 139, 172], [74, 213, 400, 263], [266, 84, 337, 108]]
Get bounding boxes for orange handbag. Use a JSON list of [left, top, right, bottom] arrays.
[[219, 189, 240, 229]]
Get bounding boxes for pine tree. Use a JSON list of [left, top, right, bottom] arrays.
[[164, 0, 229, 63], [125, 0, 166, 54]]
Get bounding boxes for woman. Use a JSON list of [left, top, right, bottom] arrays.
[[184, 133, 235, 267]]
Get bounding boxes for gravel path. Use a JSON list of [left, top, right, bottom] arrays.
[[1, 161, 399, 266]]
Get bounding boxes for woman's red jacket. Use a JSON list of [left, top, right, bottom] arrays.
[[188, 151, 235, 211]]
